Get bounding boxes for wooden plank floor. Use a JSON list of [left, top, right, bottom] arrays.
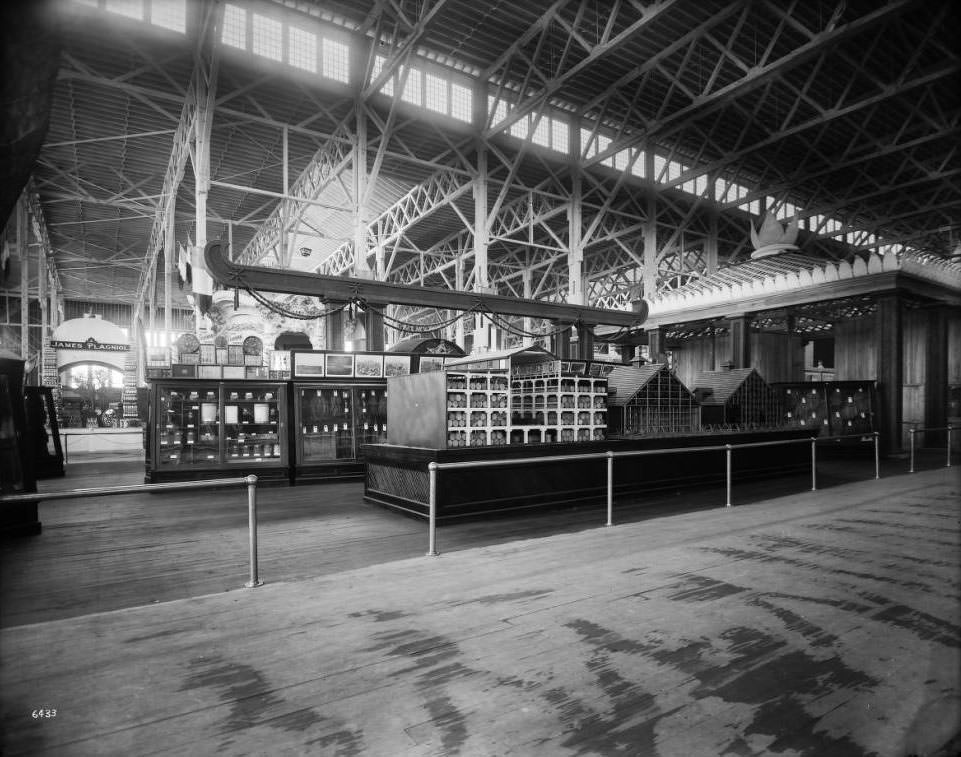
[[1, 451, 959, 756], [2, 449, 911, 628]]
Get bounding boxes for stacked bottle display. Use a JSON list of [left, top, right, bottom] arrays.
[[445, 370, 607, 448]]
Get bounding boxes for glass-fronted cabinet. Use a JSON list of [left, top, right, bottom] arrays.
[[147, 380, 287, 482], [293, 382, 387, 480], [222, 385, 284, 464]]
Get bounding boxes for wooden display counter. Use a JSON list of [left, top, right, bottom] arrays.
[[363, 428, 812, 519]]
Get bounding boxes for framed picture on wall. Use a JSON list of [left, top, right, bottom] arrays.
[[292, 351, 325, 377], [384, 354, 411, 377], [354, 354, 383, 378], [325, 353, 354, 377]]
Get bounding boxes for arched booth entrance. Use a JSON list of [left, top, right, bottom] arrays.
[[49, 315, 142, 459]]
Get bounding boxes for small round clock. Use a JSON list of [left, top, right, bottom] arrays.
[[179, 333, 200, 353]]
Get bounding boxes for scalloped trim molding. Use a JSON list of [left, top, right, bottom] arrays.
[[648, 251, 961, 316]]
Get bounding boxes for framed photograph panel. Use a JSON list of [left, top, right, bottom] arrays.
[[354, 353, 384, 378], [325, 353, 354, 377], [384, 354, 411, 378], [292, 352, 325, 377]]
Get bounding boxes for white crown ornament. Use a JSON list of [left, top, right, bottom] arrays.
[[750, 211, 799, 259]]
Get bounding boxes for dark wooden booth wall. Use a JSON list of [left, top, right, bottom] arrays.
[[666, 304, 959, 454]]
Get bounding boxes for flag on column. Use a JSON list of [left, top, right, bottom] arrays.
[[177, 243, 189, 289], [190, 236, 214, 315]]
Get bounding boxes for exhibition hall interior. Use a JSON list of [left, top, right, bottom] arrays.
[[1, 1, 959, 754]]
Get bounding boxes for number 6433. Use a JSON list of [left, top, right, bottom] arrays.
[[32, 709, 57, 719]]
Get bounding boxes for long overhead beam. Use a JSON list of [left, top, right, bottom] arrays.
[[205, 240, 646, 327]]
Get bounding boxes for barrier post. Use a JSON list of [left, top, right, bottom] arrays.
[[725, 445, 732, 507], [426, 462, 438, 556], [874, 432, 880, 480], [909, 428, 916, 473], [947, 426, 952, 468], [244, 475, 262, 588], [606, 451, 614, 527], [810, 437, 817, 491]]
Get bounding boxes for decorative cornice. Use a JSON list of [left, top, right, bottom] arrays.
[[648, 251, 961, 319]]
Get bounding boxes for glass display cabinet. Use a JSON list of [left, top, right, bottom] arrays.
[[146, 380, 287, 483], [292, 382, 388, 481]]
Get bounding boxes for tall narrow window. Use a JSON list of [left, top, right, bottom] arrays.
[[288, 26, 317, 72], [252, 14, 282, 61], [322, 39, 349, 83], [151, 0, 185, 32], [222, 4, 246, 49]]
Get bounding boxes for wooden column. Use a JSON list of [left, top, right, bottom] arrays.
[[727, 315, 749, 369], [876, 294, 902, 456]]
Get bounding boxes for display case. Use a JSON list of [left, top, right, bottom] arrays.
[[292, 382, 388, 481], [387, 365, 608, 449], [146, 380, 288, 483]]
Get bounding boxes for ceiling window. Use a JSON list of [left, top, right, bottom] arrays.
[[150, 0, 185, 32], [105, 0, 144, 20], [252, 14, 282, 61], [451, 83, 472, 122], [322, 39, 349, 83], [222, 4, 246, 49], [288, 26, 317, 72], [401, 67, 423, 105], [425, 73, 448, 114]]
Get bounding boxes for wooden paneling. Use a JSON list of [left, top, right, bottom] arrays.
[[750, 333, 804, 384], [901, 308, 928, 386], [834, 318, 877, 380]]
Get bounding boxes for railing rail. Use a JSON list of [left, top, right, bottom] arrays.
[[908, 424, 957, 473], [0, 476, 263, 588], [425, 432, 880, 556]]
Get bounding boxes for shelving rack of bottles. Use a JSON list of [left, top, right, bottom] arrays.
[[386, 365, 608, 449]]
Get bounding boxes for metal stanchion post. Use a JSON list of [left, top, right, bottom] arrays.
[[811, 437, 817, 491], [725, 445, 732, 507], [947, 426, 952, 468], [426, 462, 438, 556], [606, 451, 614, 527], [874, 432, 880, 480], [244, 475, 262, 588], [909, 428, 916, 473]]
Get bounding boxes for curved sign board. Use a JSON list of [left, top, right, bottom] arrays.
[[52, 317, 130, 373]]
